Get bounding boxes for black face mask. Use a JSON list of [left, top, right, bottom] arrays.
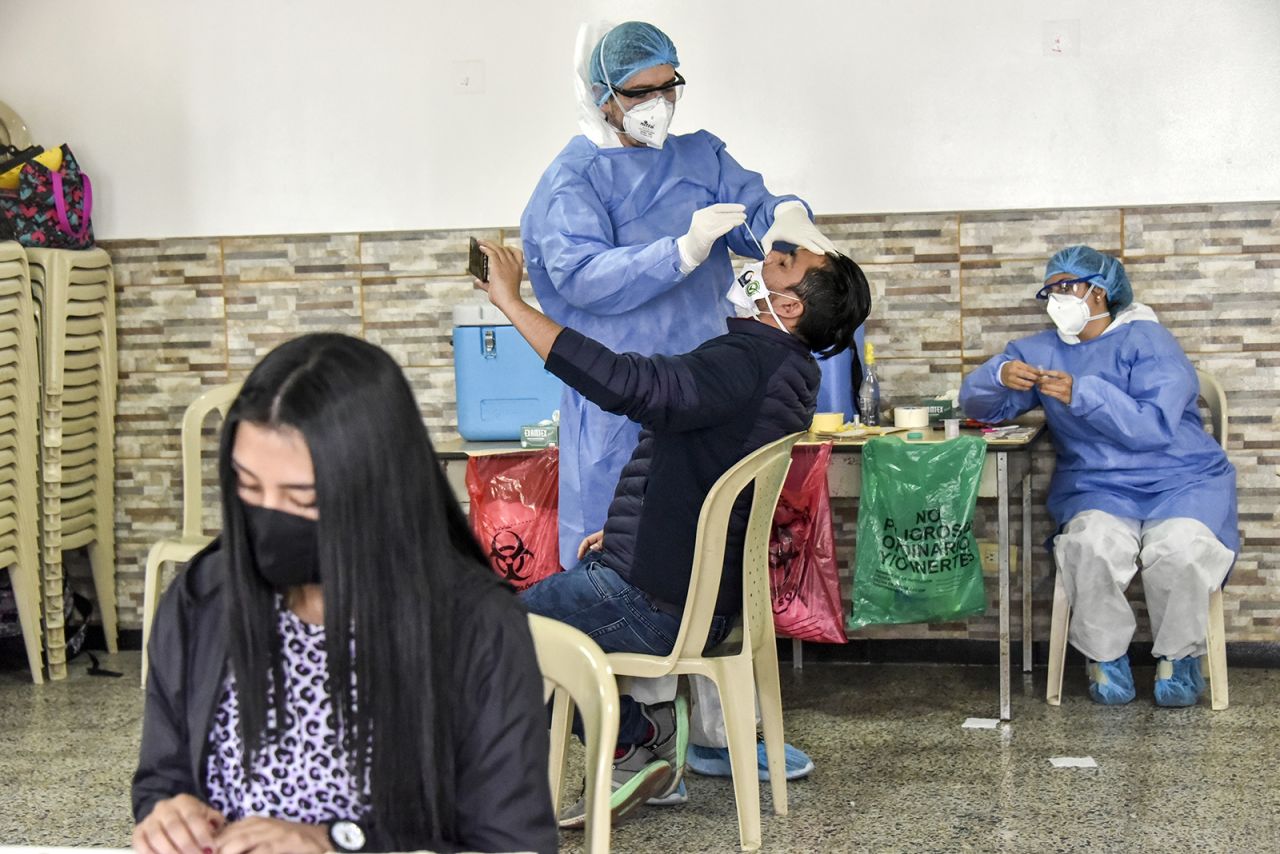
[[242, 504, 321, 587]]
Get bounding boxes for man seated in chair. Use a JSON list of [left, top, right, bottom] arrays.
[[473, 240, 870, 824], [959, 246, 1237, 708]]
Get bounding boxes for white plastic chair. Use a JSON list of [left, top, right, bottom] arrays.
[[0, 242, 42, 681], [564, 432, 801, 851], [529, 614, 619, 854], [1046, 369, 1230, 709], [27, 247, 118, 678], [140, 381, 241, 686]]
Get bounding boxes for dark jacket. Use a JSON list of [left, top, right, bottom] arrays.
[[546, 317, 820, 614], [132, 542, 557, 854]]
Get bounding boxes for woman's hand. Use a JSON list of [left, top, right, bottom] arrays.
[[760, 200, 837, 255], [473, 240, 526, 310], [577, 529, 605, 560], [214, 817, 331, 854], [1037, 369, 1074, 405], [1000, 360, 1042, 391], [132, 794, 226, 854]]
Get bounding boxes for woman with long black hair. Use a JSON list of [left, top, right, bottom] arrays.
[[132, 333, 556, 854]]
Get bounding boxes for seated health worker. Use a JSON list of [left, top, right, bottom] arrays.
[[959, 246, 1237, 707], [474, 240, 870, 825], [132, 334, 556, 854]]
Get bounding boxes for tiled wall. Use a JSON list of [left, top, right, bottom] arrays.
[[100, 202, 1280, 644]]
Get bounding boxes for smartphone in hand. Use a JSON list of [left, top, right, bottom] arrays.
[[467, 237, 489, 283]]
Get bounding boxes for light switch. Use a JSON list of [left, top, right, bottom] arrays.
[[1042, 20, 1080, 57], [454, 60, 485, 94]]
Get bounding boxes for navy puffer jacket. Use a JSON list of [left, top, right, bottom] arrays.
[[545, 318, 820, 615]]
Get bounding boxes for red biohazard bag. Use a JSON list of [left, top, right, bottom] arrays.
[[466, 449, 561, 591], [769, 443, 847, 643]]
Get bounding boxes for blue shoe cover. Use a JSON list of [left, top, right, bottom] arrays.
[[1086, 655, 1136, 705], [1154, 656, 1206, 707], [687, 742, 815, 780], [687, 744, 733, 777]]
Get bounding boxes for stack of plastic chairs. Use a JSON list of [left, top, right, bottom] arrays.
[[0, 242, 43, 682], [26, 246, 118, 679]]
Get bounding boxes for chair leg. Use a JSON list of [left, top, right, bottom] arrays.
[[141, 545, 168, 687], [7, 565, 44, 684], [1206, 588, 1229, 711], [752, 640, 788, 816], [86, 537, 118, 654], [547, 688, 574, 815], [1046, 570, 1071, 706], [715, 666, 764, 852]]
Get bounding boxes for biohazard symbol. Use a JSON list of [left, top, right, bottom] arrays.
[[490, 530, 534, 582]]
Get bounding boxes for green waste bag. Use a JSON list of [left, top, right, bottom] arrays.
[[848, 435, 988, 629]]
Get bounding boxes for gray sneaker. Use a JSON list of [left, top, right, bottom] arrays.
[[646, 778, 688, 806], [641, 690, 689, 805], [558, 744, 672, 829]]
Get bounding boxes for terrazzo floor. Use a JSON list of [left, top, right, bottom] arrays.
[[1, 651, 1277, 853]]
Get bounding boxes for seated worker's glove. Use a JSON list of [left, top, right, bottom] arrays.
[[676, 203, 747, 273], [761, 200, 837, 255]]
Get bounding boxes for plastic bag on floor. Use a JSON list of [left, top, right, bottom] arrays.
[[466, 448, 561, 590], [849, 435, 987, 629], [770, 443, 847, 643]]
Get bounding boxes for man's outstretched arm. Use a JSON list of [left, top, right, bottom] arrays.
[[474, 240, 751, 432]]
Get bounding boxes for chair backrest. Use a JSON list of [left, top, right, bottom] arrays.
[[1195, 369, 1228, 451], [667, 432, 802, 662], [528, 614, 618, 853], [180, 382, 242, 538]]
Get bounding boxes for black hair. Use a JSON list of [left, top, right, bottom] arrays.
[[793, 252, 872, 360], [218, 333, 494, 848]]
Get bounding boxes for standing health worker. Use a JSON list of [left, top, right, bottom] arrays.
[[520, 20, 837, 570]]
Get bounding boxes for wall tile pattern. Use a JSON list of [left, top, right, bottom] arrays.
[[100, 203, 1278, 643]]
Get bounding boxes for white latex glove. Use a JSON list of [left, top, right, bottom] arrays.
[[675, 203, 747, 273], [761, 200, 837, 255]]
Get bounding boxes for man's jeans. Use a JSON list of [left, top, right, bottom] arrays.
[[521, 555, 731, 746]]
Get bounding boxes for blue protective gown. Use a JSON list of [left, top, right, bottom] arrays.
[[815, 327, 866, 423], [521, 130, 802, 566], [959, 319, 1239, 555]]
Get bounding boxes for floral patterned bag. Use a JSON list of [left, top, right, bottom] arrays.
[[0, 143, 94, 248]]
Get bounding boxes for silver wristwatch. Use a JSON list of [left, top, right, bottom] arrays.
[[329, 820, 367, 852]]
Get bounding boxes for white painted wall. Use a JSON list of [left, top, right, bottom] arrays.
[[3, 0, 1278, 239]]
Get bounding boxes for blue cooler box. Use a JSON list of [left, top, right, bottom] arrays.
[[453, 303, 563, 440]]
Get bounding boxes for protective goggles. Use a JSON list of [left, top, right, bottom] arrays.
[[611, 71, 686, 102], [1035, 273, 1102, 300]]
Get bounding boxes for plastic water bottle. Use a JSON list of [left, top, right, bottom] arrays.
[[857, 341, 880, 426]]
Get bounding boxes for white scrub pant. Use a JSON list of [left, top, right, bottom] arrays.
[[1054, 510, 1233, 662], [624, 675, 741, 748]]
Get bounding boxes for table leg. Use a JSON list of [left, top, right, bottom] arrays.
[[792, 637, 803, 671], [998, 452, 1011, 721], [1022, 471, 1033, 673]]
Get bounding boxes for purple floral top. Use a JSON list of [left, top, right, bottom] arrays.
[[204, 600, 367, 822]]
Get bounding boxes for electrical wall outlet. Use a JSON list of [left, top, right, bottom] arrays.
[[979, 540, 1020, 576]]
